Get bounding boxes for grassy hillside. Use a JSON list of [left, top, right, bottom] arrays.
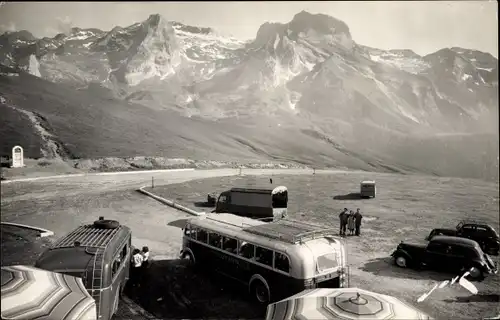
[[0, 103, 43, 158], [0, 65, 498, 181]]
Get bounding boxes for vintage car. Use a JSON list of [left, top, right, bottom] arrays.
[[391, 235, 497, 281], [426, 220, 500, 256]]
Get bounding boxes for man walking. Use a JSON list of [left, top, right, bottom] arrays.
[[339, 208, 349, 236], [354, 208, 363, 236]]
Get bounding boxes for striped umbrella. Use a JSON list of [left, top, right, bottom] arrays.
[[266, 288, 433, 320], [1, 265, 97, 320]]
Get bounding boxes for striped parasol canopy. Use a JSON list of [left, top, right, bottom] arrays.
[[1, 265, 97, 320], [266, 288, 433, 320]]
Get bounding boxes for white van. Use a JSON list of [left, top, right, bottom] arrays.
[[179, 213, 347, 304], [360, 180, 376, 198]]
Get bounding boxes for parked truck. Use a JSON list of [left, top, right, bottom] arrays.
[[212, 186, 288, 222]]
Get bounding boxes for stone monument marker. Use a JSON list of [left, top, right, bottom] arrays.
[[11, 145, 24, 168]]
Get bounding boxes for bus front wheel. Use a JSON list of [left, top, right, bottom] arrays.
[[251, 280, 270, 304], [181, 251, 195, 266]]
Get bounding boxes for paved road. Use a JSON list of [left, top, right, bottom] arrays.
[[1, 168, 347, 319]]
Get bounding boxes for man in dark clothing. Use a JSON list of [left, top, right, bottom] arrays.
[[354, 208, 363, 236], [339, 208, 349, 236]]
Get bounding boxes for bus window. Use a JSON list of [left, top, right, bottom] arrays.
[[274, 252, 290, 273], [238, 241, 255, 259], [184, 226, 197, 239], [209, 233, 222, 248], [222, 237, 238, 254], [198, 229, 209, 243], [112, 255, 121, 278], [189, 228, 198, 239], [255, 246, 273, 267], [120, 243, 128, 261]]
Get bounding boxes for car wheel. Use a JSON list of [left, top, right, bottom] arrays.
[[395, 255, 408, 268], [467, 266, 484, 281]]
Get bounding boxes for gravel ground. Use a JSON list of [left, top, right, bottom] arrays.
[[1, 168, 322, 319], [145, 172, 500, 320]]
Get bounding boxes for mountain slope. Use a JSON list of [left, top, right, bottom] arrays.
[[0, 65, 403, 172], [0, 11, 498, 181]]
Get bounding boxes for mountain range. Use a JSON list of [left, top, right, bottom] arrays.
[[0, 11, 498, 180]]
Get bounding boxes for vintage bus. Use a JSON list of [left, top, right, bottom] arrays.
[[213, 186, 288, 221], [179, 213, 347, 304], [360, 180, 376, 198], [35, 217, 132, 320]]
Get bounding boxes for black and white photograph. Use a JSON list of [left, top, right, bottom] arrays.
[[0, 1, 498, 319]]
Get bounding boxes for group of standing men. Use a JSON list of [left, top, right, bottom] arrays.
[[130, 246, 150, 288], [339, 208, 362, 236]]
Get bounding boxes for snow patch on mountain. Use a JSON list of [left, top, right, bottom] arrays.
[[369, 51, 430, 74], [28, 55, 41, 77]]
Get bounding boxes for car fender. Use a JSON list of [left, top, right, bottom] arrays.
[[392, 249, 413, 261]]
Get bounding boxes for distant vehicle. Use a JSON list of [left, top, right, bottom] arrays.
[[179, 213, 347, 304], [35, 217, 132, 320], [360, 180, 376, 198], [207, 192, 218, 205], [392, 235, 498, 281], [212, 186, 288, 221], [426, 220, 500, 256]]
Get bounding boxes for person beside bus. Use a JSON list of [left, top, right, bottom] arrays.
[[354, 208, 363, 236], [347, 211, 355, 235], [339, 208, 349, 236], [131, 248, 143, 288], [141, 246, 150, 268]]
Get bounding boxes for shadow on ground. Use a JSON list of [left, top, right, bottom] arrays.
[[333, 193, 363, 200], [443, 294, 500, 303], [193, 201, 215, 208], [124, 259, 265, 319], [360, 257, 452, 281]]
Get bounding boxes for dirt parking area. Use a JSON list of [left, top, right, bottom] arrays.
[[0, 173, 266, 319], [145, 172, 500, 319]]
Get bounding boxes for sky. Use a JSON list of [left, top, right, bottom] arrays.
[[0, 1, 497, 57]]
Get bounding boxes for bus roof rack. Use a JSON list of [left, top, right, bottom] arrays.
[[243, 219, 337, 244], [52, 224, 121, 249]]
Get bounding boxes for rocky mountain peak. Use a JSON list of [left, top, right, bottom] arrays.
[[288, 10, 351, 39]]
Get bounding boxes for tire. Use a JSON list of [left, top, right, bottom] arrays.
[[181, 251, 194, 265], [394, 255, 408, 268], [251, 280, 270, 304], [465, 266, 484, 281], [94, 219, 120, 229]]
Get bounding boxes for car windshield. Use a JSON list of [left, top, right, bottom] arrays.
[[491, 228, 499, 237], [484, 254, 495, 268]]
